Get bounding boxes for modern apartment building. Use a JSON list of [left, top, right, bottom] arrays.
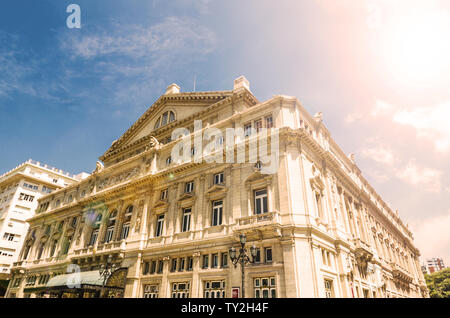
[[0, 160, 85, 279], [423, 258, 446, 274], [6, 77, 428, 298]]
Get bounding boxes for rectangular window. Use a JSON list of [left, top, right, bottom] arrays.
[[157, 260, 164, 274], [143, 285, 159, 298], [185, 181, 194, 193], [156, 214, 164, 237], [181, 208, 191, 232], [254, 248, 261, 263], [254, 277, 276, 298], [171, 282, 190, 298], [202, 255, 209, 269], [264, 247, 273, 263], [254, 189, 268, 215], [221, 253, 228, 268], [244, 123, 252, 137], [187, 257, 193, 271], [105, 227, 114, 243], [255, 119, 263, 132], [179, 258, 185, 272], [160, 189, 168, 200], [324, 280, 334, 298], [212, 253, 219, 268], [204, 280, 226, 298], [62, 237, 72, 255], [213, 172, 224, 185], [265, 116, 273, 129], [121, 223, 130, 240], [143, 262, 150, 275], [171, 259, 177, 272], [89, 230, 98, 246], [150, 261, 157, 274], [212, 200, 223, 226]]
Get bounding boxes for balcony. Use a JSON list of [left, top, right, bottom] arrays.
[[391, 262, 414, 283], [235, 211, 281, 237], [72, 241, 125, 260], [352, 238, 373, 270]]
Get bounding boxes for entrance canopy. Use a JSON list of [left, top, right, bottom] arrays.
[[38, 268, 128, 297], [46, 270, 104, 289]]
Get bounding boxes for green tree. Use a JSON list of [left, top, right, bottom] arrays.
[[425, 268, 450, 298]]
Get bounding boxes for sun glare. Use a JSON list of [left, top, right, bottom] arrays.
[[382, 9, 450, 86]]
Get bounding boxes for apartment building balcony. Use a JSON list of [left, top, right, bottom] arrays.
[[235, 211, 281, 237], [391, 262, 414, 284]]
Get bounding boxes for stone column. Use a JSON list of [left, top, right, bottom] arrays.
[[191, 252, 201, 297], [160, 256, 170, 298]]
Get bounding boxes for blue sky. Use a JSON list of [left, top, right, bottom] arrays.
[[1, 0, 449, 263]]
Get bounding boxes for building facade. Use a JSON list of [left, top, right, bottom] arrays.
[[423, 258, 446, 274], [0, 160, 83, 279], [6, 77, 428, 298]]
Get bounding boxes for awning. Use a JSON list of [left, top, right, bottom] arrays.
[[46, 270, 104, 289]]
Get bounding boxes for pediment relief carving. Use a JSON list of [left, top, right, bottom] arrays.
[[97, 166, 141, 191], [244, 171, 273, 190]]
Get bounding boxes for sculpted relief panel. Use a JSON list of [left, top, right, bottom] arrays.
[[97, 166, 141, 191]]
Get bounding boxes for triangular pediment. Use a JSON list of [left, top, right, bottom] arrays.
[[153, 199, 169, 209], [205, 184, 227, 194], [100, 91, 235, 163]]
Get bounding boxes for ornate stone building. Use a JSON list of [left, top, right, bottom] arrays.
[[6, 77, 428, 298]]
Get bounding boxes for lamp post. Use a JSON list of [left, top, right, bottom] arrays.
[[99, 254, 116, 298], [229, 233, 257, 298]]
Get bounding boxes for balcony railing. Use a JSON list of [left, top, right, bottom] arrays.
[[236, 211, 281, 229], [390, 262, 413, 283], [352, 238, 373, 263]]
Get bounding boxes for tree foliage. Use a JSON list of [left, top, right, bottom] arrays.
[[425, 268, 450, 298]]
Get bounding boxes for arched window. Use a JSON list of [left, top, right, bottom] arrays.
[[154, 111, 176, 129], [120, 205, 133, 240], [22, 243, 32, 260], [37, 242, 45, 260], [88, 214, 102, 246], [49, 239, 58, 257], [104, 210, 117, 243]]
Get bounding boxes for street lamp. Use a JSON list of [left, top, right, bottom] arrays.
[[229, 233, 257, 298], [99, 254, 116, 298]]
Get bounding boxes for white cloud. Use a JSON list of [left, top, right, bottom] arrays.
[[370, 99, 393, 116], [359, 138, 443, 192], [393, 101, 450, 154], [395, 159, 442, 192], [410, 213, 450, 266], [360, 142, 397, 166], [344, 112, 363, 124], [62, 17, 216, 60], [369, 99, 450, 154], [58, 16, 217, 112]]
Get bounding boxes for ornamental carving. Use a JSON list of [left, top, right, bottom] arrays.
[[93, 161, 105, 174], [97, 166, 140, 191]]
